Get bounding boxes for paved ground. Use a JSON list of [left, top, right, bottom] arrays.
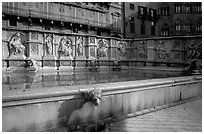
[[109, 98, 202, 132]]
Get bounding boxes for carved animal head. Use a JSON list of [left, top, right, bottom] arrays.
[[78, 89, 102, 106]]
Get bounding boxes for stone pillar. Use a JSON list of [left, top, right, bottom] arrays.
[[2, 30, 9, 71], [109, 38, 118, 66], [146, 40, 156, 66], [27, 32, 42, 60]]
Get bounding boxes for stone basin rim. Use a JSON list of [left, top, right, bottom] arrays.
[[2, 75, 202, 103]]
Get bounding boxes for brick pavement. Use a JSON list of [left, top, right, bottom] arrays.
[[109, 98, 202, 132]]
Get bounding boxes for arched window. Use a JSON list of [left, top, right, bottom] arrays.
[[195, 18, 202, 32], [184, 3, 192, 13], [175, 3, 182, 13], [175, 20, 182, 32], [161, 5, 169, 16], [184, 20, 191, 32], [196, 2, 202, 12], [161, 23, 169, 36]]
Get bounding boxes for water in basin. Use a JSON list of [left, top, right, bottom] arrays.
[[3, 69, 188, 91]]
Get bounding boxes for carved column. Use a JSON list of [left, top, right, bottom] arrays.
[[110, 38, 118, 66], [27, 32, 41, 60]]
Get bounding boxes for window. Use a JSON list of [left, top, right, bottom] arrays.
[[138, 6, 147, 15], [161, 23, 169, 36], [129, 16, 135, 33], [97, 30, 101, 36], [59, 4, 64, 12], [129, 17, 134, 22], [149, 9, 154, 17], [184, 21, 191, 32], [161, 6, 169, 16], [36, 2, 39, 8], [175, 3, 182, 13], [44, 25, 51, 30], [130, 22, 135, 33], [149, 8, 156, 18], [196, 3, 202, 12], [151, 22, 155, 36], [130, 3, 134, 10], [175, 21, 181, 32], [73, 27, 78, 33], [9, 19, 17, 27], [141, 23, 145, 35], [195, 23, 202, 31], [184, 3, 191, 13]]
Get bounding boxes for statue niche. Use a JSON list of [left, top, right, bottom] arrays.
[[9, 33, 26, 58], [44, 34, 53, 56], [118, 41, 126, 57], [58, 37, 73, 59], [97, 39, 108, 58], [76, 36, 84, 57]]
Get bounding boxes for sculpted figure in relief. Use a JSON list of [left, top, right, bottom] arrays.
[[45, 34, 53, 55], [118, 41, 126, 57], [157, 41, 170, 60], [9, 33, 25, 55], [59, 37, 73, 57], [76, 36, 84, 56], [97, 39, 108, 58]]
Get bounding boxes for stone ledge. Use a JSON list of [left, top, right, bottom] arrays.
[[2, 75, 202, 107]]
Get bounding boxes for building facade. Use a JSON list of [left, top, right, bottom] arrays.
[[2, 2, 124, 37], [124, 2, 202, 38], [2, 2, 124, 70]]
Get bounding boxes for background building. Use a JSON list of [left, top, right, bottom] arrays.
[[124, 2, 202, 38], [2, 2, 124, 38]]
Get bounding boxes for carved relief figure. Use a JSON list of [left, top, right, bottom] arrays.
[[76, 36, 84, 56], [58, 37, 73, 57], [97, 39, 108, 58], [89, 37, 95, 44], [138, 41, 146, 59], [118, 41, 126, 57], [45, 34, 53, 55], [187, 40, 202, 59], [9, 33, 25, 55], [90, 47, 96, 57], [157, 41, 170, 60]]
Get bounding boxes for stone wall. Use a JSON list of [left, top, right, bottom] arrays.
[[2, 30, 202, 71], [2, 75, 202, 131]]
